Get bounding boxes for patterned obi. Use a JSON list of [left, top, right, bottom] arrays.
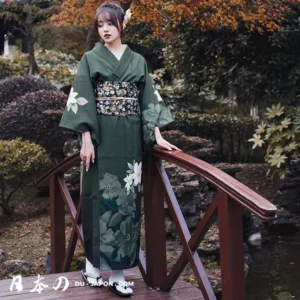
[[95, 81, 140, 116]]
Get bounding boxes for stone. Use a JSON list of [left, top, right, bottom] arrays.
[[163, 163, 180, 178], [165, 220, 176, 234], [178, 171, 198, 182], [181, 202, 197, 215], [269, 208, 298, 235], [1, 260, 34, 277], [0, 249, 6, 263], [161, 130, 217, 162], [182, 180, 199, 192], [171, 185, 186, 197], [63, 139, 79, 157], [273, 158, 300, 212], [185, 215, 201, 230]]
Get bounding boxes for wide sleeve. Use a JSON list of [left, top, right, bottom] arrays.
[[59, 53, 99, 148], [138, 58, 174, 153]]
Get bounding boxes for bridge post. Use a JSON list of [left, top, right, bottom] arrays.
[[50, 173, 65, 273], [218, 190, 246, 300], [143, 155, 168, 288]]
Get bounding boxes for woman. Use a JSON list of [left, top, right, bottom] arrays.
[[59, 2, 180, 297]]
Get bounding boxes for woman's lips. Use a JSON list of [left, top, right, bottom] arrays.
[[104, 34, 111, 38]]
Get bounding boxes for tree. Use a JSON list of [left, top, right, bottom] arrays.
[[51, 0, 299, 36], [0, 0, 61, 74], [50, 0, 300, 114], [50, 0, 129, 27]]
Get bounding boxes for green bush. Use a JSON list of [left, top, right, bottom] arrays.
[[0, 46, 78, 87], [170, 112, 265, 162], [0, 53, 29, 78], [249, 103, 300, 178], [0, 138, 53, 215], [35, 47, 78, 86]]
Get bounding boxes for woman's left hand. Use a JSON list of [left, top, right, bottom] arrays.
[[154, 127, 182, 151]]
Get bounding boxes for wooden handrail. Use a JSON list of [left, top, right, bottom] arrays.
[[38, 147, 276, 220], [37, 146, 277, 300], [37, 153, 81, 187], [152, 146, 277, 221]]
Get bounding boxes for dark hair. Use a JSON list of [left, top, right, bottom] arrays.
[[94, 2, 125, 39]]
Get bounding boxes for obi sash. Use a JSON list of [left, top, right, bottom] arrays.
[[95, 81, 140, 116]]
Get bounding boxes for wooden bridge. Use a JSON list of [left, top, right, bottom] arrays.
[[1, 146, 277, 299]]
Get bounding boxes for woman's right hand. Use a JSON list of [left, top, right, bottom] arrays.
[[80, 131, 95, 172]]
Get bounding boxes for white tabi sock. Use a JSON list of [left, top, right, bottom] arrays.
[[85, 258, 102, 285], [109, 270, 133, 294]]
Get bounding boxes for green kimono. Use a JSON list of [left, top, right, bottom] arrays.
[[59, 42, 174, 270]]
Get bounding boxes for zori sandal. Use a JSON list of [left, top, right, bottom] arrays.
[[108, 281, 133, 297], [81, 269, 103, 287]]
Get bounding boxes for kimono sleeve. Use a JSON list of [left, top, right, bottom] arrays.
[[139, 58, 174, 153], [59, 53, 99, 148]]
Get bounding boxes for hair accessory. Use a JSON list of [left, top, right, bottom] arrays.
[[123, 8, 132, 25]]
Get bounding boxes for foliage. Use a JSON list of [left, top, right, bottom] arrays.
[[131, 0, 299, 36], [1, 0, 61, 74], [0, 47, 78, 87], [0, 74, 56, 109], [50, 0, 298, 36], [170, 112, 264, 162], [248, 103, 300, 178], [50, 0, 128, 27], [0, 53, 29, 79], [49, 1, 300, 112], [0, 89, 68, 157], [0, 138, 52, 215], [34, 46, 78, 86], [34, 24, 89, 60], [162, 4, 300, 111]]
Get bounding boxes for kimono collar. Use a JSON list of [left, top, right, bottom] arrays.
[[94, 42, 133, 80]]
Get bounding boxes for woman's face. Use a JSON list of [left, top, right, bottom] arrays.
[[97, 12, 123, 44]]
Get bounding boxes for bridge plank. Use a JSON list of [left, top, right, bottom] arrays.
[[0, 269, 203, 299]]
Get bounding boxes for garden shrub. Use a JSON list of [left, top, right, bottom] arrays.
[[0, 75, 56, 109], [35, 47, 78, 86], [249, 103, 300, 178], [170, 112, 265, 162], [0, 138, 52, 215], [0, 52, 29, 79], [0, 89, 68, 157], [0, 46, 78, 87]]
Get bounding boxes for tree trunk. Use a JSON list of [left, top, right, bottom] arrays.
[[249, 95, 258, 117], [25, 6, 39, 75], [228, 89, 237, 112]]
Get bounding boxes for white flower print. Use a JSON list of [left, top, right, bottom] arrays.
[[124, 174, 133, 194], [66, 87, 88, 114], [131, 162, 142, 186], [153, 85, 163, 102]]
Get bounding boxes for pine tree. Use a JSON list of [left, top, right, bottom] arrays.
[[0, 0, 61, 74]]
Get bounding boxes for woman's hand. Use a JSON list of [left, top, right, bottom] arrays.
[[80, 131, 95, 172], [154, 127, 182, 151]]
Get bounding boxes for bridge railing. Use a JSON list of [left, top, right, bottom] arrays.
[[37, 146, 277, 300]]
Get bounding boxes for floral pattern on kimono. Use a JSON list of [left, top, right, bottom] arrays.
[[59, 53, 100, 148], [97, 163, 142, 268], [138, 59, 174, 152]]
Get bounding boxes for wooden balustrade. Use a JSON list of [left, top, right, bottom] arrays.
[[37, 146, 277, 300]]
